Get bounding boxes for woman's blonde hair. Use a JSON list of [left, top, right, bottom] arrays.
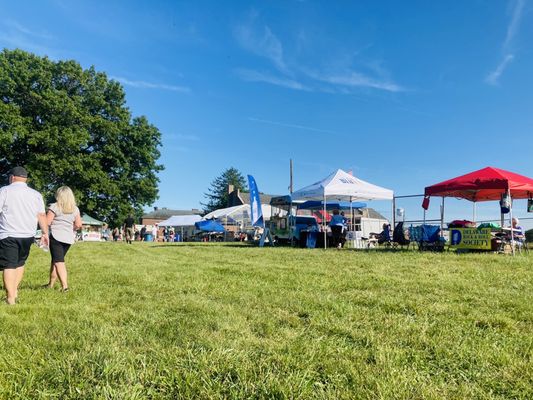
[[55, 186, 77, 214]]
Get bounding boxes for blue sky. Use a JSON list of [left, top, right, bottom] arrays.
[[1, 0, 532, 225]]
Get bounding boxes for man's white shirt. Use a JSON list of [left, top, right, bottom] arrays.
[[0, 182, 45, 239]]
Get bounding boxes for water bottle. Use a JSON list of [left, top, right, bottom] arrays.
[[39, 242, 49, 252]]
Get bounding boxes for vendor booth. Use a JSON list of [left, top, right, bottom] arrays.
[[291, 169, 394, 248], [203, 204, 273, 235], [423, 166, 533, 254], [158, 214, 202, 241], [195, 220, 225, 241], [80, 214, 104, 241]]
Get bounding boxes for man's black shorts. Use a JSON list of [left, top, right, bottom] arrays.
[[0, 237, 34, 269], [50, 235, 71, 263]]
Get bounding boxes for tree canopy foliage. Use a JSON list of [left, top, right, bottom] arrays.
[[202, 167, 247, 213], [0, 49, 163, 226]]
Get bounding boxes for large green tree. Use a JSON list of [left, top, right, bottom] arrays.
[[202, 167, 247, 213], [0, 49, 164, 226]]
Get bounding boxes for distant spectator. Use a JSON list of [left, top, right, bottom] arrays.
[[140, 225, 147, 241], [329, 209, 346, 249], [123, 214, 135, 244], [112, 227, 120, 241]]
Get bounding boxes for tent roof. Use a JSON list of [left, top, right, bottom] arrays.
[[81, 213, 104, 226], [298, 200, 367, 210], [195, 220, 225, 232], [158, 215, 202, 227], [291, 169, 393, 201], [203, 205, 248, 219], [203, 204, 272, 220], [424, 166, 533, 201]]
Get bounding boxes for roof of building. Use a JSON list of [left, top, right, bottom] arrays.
[[142, 208, 201, 220], [228, 189, 277, 207], [357, 208, 387, 220]]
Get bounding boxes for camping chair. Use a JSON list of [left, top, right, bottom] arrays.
[[419, 224, 445, 251], [393, 222, 410, 249], [408, 225, 423, 250], [511, 235, 529, 254]]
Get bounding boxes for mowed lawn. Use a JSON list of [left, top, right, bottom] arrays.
[[0, 243, 532, 399]]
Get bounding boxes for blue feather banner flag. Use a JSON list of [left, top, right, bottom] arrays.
[[247, 175, 264, 228]]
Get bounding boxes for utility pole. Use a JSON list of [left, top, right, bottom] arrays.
[[289, 159, 293, 194]]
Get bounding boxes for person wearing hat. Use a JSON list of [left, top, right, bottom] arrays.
[[0, 166, 48, 304]]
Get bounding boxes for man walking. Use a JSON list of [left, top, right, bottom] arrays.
[[123, 214, 135, 244], [0, 167, 48, 304]]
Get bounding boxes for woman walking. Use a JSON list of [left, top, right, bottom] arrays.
[[44, 186, 82, 291]]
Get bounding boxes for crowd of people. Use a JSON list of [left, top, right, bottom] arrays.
[[109, 224, 175, 242], [0, 167, 80, 304]]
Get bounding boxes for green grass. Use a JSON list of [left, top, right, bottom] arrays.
[[1, 243, 532, 399]]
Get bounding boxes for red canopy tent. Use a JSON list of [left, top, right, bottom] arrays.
[[423, 166, 533, 254], [424, 167, 533, 201]]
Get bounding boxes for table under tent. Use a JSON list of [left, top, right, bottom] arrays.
[[291, 169, 394, 248], [423, 166, 533, 254], [157, 215, 202, 241]]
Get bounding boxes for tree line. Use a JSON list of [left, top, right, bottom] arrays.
[[0, 49, 163, 227]]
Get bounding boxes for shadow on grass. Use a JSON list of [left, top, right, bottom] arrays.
[[148, 243, 258, 249]]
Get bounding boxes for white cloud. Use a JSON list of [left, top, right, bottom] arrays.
[[485, 54, 515, 85], [234, 15, 289, 74], [0, 19, 57, 57], [310, 70, 405, 92], [504, 0, 525, 49], [248, 117, 338, 134], [111, 76, 190, 93], [486, 0, 525, 85], [235, 69, 309, 91], [233, 12, 405, 94]]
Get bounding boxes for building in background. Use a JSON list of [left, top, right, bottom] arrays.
[[141, 207, 201, 226]]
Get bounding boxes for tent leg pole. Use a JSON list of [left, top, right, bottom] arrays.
[[322, 193, 328, 249], [350, 196, 353, 232], [440, 196, 444, 237], [509, 189, 515, 256], [392, 197, 396, 229], [473, 202, 476, 224]]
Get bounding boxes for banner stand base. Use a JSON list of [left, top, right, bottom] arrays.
[[259, 228, 274, 247]]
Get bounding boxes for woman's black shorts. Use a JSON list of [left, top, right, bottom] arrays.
[[50, 235, 71, 263]]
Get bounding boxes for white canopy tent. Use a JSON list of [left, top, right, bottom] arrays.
[[158, 215, 202, 227], [291, 169, 394, 248], [204, 204, 273, 229], [158, 215, 202, 241]]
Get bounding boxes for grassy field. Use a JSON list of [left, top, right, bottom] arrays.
[[0, 243, 532, 399]]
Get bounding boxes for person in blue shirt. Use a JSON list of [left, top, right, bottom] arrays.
[[329, 209, 346, 249]]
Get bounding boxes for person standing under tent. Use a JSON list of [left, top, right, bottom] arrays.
[[0, 167, 49, 305], [329, 209, 346, 249], [123, 214, 135, 244], [44, 186, 82, 292]]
